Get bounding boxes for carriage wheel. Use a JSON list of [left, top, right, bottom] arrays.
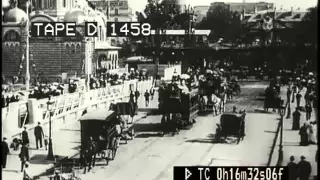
[[112, 137, 120, 159], [130, 129, 135, 140]]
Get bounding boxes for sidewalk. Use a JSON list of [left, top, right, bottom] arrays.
[[271, 87, 317, 179], [2, 111, 150, 180]]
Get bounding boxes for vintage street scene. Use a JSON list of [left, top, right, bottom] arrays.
[[1, 0, 318, 180]]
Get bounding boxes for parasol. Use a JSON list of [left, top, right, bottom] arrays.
[[206, 69, 212, 74], [180, 74, 190, 79], [142, 68, 147, 72], [130, 68, 135, 71], [309, 72, 314, 76]]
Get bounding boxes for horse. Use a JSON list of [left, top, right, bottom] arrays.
[[203, 94, 223, 116], [161, 113, 180, 136]]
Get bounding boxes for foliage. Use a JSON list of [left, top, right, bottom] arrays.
[[196, 5, 244, 41], [137, 0, 189, 29], [296, 6, 318, 45]]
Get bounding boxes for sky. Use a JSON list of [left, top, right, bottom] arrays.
[[128, 0, 318, 12]]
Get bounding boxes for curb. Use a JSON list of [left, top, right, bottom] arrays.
[[267, 120, 281, 166]]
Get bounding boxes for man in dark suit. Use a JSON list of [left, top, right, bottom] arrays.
[[287, 156, 298, 180], [2, 137, 10, 168], [34, 122, 44, 149], [298, 156, 312, 180], [21, 126, 29, 145]]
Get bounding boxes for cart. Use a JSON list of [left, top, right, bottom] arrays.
[[216, 112, 246, 144]]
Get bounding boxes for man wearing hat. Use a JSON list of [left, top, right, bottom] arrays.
[[21, 126, 30, 146], [34, 122, 44, 149], [2, 137, 10, 168], [19, 144, 30, 172], [287, 156, 298, 180], [297, 155, 312, 180], [296, 92, 302, 108]]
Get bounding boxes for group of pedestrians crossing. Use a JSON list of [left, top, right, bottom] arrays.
[[1, 122, 46, 174], [1, 92, 22, 108], [129, 87, 155, 108]]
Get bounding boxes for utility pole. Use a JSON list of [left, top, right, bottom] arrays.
[[25, 0, 30, 90]]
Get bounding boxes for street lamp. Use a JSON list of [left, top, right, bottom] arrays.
[[277, 102, 286, 166], [47, 96, 55, 160]]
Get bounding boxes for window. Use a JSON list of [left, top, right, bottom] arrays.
[[4, 31, 20, 41], [71, 44, 75, 54], [63, 0, 66, 7], [115, 9, 118, 15], [50, 0, 53, 9], [114, 18, 118, 22], [66, 44, 70, 54]]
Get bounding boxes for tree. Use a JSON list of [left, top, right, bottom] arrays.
[[137, 0, 184, 29], [197, 5, 243, 42], [296, 6, 318, 46]]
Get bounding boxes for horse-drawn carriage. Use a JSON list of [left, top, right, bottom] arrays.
[[79, 102, 135, 170], [79, 110, 121, 167], [158, 80, 199, 135], [198, 74, 227, 114], [215, 111, 246, 144]]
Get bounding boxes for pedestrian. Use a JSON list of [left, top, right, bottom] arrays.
[[34, 122, 44, 149], [292, 107, 301, 130], [297, 156, 312, 180], [19, 144, 30, 172], [292, 84, 296, 103], [144, 90, 150, 107], [2, 137, 10, 169], [296, 92, 302, 108], [134, 89, 140, 104], [21, 126, 29, 146], [129, 91, 135, 103], [299, 123, 309, 146], [150, 87, 155, 100], [305, 102, 312, 121], [287, 156, 298, 180], [23, 162, 32, 180], [307, 122, 316, 144], [287, 86, 292, 102]]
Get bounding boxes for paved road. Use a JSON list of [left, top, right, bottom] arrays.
[[73, 82, 282, 180]]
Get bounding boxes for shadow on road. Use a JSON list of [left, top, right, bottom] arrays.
[[29, 155, 54, 165], [135, 133, 163, 138], [132, 123, 162, 132], [264, 130, 277, 133]]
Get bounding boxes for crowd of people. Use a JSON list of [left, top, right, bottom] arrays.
[[2, 69, 151, 108], [1, 90, 22, 108]]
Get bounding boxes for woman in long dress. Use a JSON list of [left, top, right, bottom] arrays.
[[308, 122, 316, 144]]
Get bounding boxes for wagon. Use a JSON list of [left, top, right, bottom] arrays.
[[216, 112, 246, 144], [79, 109, 120, 165]]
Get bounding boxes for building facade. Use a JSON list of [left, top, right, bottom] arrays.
[[2, 0, 120, 82], [194, 6, 210, 23], [89, 0, 133, 22], [210, 2, 274, 14], [88, 0, 133, 45]]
